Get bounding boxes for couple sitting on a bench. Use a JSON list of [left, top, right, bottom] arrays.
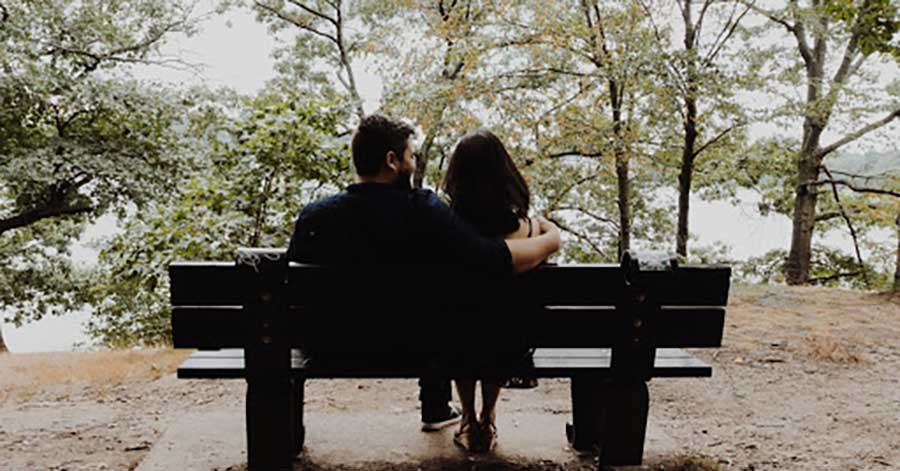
[[286, 114, 562, 453]]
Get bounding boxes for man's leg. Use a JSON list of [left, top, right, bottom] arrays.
[[419, 377, 460, 431]]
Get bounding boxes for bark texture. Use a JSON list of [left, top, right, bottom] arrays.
[[894, 212, 900, 292]]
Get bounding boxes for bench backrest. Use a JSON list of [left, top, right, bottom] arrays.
[[171, 248, 729, 374]]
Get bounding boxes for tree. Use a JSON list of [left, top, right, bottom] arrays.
[[636, 0, 754, 258], [747, 0, 900, 284], [364, 0, 499, 188], [0, 0, 198, 351], [251, 0, 367, 120], [488, 0, 668, 260], [87, 86, 350, 346]]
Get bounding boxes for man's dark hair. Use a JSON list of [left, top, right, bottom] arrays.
[[351, 114, 415, 177]]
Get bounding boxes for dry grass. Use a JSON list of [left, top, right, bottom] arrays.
[[0, 348, 190, 401], [796, 334, 867, 364], [725, 284, 900, 359]]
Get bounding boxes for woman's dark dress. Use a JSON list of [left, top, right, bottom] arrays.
[[455, 207, 538, 388]]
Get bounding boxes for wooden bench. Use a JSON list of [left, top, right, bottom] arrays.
[[170, 248, 730, 470]]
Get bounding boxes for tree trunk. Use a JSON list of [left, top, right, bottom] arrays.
[[676, 108, 698, 258], [616, 149, 630, 260], [894, 212, 900, 291], [676, 155, 694, 258], [609, 79, 630, 260], [414, 130, 439, 189], [676, 0, 698, 259], [785, 123, 826, 284], [786, 29, 828, 285], [0, 327, 8, 353]]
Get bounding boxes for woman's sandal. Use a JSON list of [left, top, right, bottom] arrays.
[[480, 421, 497, 452], [453, 421, 482, 453]]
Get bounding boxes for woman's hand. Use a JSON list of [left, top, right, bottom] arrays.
[[505, 216, 561, 273], [535, 216, 558, 235], [535, 216, 561, 250]]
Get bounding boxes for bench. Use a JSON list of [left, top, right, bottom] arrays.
[[170, 248, 730, 470]]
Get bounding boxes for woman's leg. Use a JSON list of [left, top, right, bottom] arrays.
[[454, 378, 477, 424], [453, 378, 480, 451], [480, 379, 501, 424], [479, 379, 502, 450]]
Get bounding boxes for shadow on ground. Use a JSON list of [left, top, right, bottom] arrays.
[[219, 454, 724, 471]]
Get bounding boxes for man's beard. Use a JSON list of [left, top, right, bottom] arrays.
[[391, 169, 413, 192]]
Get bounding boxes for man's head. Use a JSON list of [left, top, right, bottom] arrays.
[[351, 114, 416, 190]]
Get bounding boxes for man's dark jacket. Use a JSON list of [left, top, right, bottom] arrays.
[[286, 182, 512, 274]]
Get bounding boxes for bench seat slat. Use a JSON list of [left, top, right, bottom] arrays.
[[183, 347, 700, 359], [176, 348, 712, 379]]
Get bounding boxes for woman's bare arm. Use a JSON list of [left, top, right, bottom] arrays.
[[504, 217, 560, 273]]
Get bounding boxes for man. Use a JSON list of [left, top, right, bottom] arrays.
[[287, 114, 561, 431]]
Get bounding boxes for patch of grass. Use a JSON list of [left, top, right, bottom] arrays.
[[0, 348, 191, 401]]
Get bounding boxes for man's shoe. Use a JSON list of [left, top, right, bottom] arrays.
[[421, 404, 462, 432]]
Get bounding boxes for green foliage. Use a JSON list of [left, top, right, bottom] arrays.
[[86, 87, 350, 346], [0, 0, 198, 326], [826, 0, 900, 59], [739, 244, 891, 289]]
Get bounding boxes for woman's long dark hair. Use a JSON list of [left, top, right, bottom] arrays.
[[443, 130, 530, 238]]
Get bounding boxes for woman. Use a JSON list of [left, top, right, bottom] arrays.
[[442, 130, 543, 452]]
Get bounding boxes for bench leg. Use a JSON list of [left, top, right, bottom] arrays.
[[291, 377, 306, 455], [568, 378, 650, 467], [597, 381, 649, 467], [246, 376, 295, 471], [568, 375, 603, 453]]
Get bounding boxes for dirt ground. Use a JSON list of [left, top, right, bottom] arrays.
[[1, 284, 898, 471]]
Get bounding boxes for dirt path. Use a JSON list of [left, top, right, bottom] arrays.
[[1, 286, 898, 471]]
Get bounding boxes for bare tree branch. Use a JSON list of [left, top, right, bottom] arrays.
[[546, 149, 604, 159], [43, 19, 189, 73], [815, 210, 843, 222], [287, 0, 338, 26], [827, 168, 900, 182], [694, 0, 715, 47], [0, 202, 93, 235], [703, 1, 753, 68], [815, 106, 900, 160], [634, 0, 688, 92], [547, 216, 609, 258], [821, 165, 869, 287], [809, 271, 861, 285], [739, 0, 795, 32], [553, 205, 619, 228], [692, 122, 744, 158], [810, 178, 900, 198], [254, 1, 339, 46]]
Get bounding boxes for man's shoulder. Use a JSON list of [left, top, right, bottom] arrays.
[[409, 188, 447, 210], [299, 192, 349, 217]]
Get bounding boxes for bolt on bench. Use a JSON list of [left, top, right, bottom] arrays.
[[170, 248, 730, 470]]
